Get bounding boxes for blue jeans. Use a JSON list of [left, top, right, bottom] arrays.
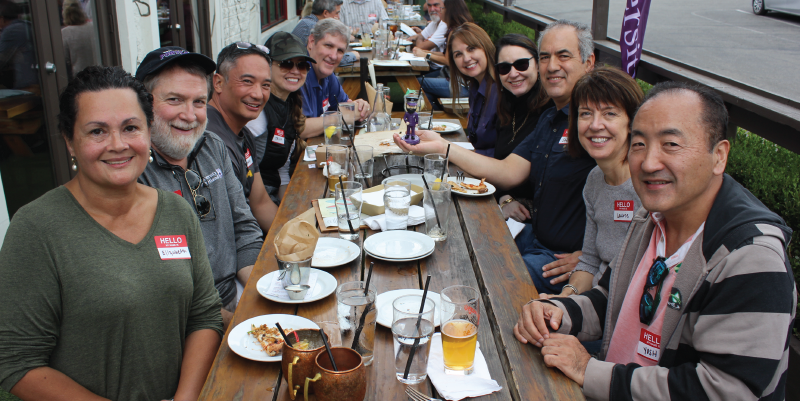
[[515, 223, 564, 294], [419, 73, 468, 110]]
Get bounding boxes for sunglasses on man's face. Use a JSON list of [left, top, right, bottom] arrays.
[[496, 57, 534, 76], [278, 60, 311, 72]]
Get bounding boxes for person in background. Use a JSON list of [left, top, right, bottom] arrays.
[[0, 66, 222, 401], [393, 20, 597, 294], [338, 0, 388, 36], [514, 81, 795, 401], [416, 0, 473, 109], [300, 19, 370, 138], [247, 32, 313, 205], [291, 0, 358, 65], [136, 46, 264, 329], [493, 34, 552, 221], [61, 0, 98, 80], [409, 0, 446, 53], [446, 23, 499, 157], [206, 42, 278, 231], [0, 0, 36, 89]]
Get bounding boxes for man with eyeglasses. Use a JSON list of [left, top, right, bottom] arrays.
[[136, 47, 265, 329], [513, 82, 795, 401], [206, 42, 278, 231]]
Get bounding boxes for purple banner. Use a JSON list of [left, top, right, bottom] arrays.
[[619, 0, 652, 78]]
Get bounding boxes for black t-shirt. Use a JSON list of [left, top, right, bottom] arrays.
[[206, 105, 260, 199], [259, 95, 298, 192]]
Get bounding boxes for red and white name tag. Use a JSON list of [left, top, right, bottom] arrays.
[[558, 129, 569, 144], [614, 200, 634, 222], [155, 235, 191, 260], [368, 13, 377, 22], [637, 328, 660, 362], [322, 97, 330, 113], [245, 149, 253, 168], [272, 128, 286, 145]]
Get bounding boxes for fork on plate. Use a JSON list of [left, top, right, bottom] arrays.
[[456, 171, 465, 182], [405, 387, 443, 401]]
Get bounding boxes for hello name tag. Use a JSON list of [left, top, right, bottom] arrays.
[[155, 235, 191, 260], [272, 128, 286, 145], [322, 97, 330, 113], [637, 328, 660, 362], [558, 129, 569, 144], [245, 149, 253, 168], [614, 200, 634, 222]]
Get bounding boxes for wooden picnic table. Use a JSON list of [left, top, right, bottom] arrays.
[[198, 117, 584, 401], [337, 49, 429, 103]]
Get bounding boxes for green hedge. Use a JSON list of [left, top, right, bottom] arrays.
[[465, 0, 538, 43]]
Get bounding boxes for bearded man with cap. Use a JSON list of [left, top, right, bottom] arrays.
[[246, 32, 315, 204], [136, 46, 265, 329]]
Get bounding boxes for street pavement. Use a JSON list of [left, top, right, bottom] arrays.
[[514, 0, 800, 101]]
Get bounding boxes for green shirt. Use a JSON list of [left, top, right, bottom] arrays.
[[0, 186, 223, 400]]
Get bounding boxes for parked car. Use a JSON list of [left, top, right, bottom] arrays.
[[752, 0, 800, 16]]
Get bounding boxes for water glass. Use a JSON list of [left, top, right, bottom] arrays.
[[424, 153, 449, 185], [351, 145, 374, 187], [336, 281, 377, 366], [382, 178, 412, 230], [440, 285, 480, 375], [392, 295, 436, 384], [316, 321, 342, 347], [417, 112, 433, 130], [323, 111, 342, 145], [334, 181, 363, 241], [339, 102, 356, 139], [423, 183, 451, 242], [326, 145, 350, 197]]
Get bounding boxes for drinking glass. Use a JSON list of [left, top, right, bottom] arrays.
[[373, 39, 387, 60], [351, 145, 374, 187], [417, 112, 433, 130], [392, 295, 435, 384], [424, 153, 449, 185], [326, 145, 350, 197], [334, 181, 363, 241], [336, 281, 377, 366], [323, 111, 342, 145], [382, 178, 412, 230], [339, 102, 356, 139], [440, 285, 480, 375], [316, 321, 342, 347], [423, 182, 451, 242]]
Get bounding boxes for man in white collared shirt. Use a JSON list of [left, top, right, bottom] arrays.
[[339, 0, 388, 32], [409, 0, 447, 53]]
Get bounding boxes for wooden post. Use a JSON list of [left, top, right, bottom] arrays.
[[591, 0, 610, 40]]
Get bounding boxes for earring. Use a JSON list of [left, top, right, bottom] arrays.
[[149, 149, 154, 163], [71, 156, 77, 171]]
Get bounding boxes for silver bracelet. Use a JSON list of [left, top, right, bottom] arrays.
[[563, 284, 579, 295]]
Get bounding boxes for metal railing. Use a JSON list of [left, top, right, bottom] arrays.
[[481, 0, 800, 153]]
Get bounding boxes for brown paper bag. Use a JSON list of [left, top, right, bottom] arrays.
[[274, 213, 320, 262]]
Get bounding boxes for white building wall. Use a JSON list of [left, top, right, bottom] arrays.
[[207, 0, 300, 56], [115, 0, 161, 74]]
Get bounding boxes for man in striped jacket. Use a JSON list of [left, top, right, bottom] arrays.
[[514, 81, 796, 400]]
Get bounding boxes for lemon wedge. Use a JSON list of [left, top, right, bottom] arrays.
[[324, 126, 337, 139]]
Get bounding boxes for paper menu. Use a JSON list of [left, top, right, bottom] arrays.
[[400, 23, 416, 37]]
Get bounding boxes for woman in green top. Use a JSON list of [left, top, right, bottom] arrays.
[[0, 66, 223, 401]]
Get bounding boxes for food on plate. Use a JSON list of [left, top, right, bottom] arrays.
[[248, 324, 285, 356], [448, 182, 468, 193], [378, 139, 394, 147], [449, 179, 489, 194], [431, 125, 447, 131]]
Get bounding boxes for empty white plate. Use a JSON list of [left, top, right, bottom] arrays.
[[363, 231, 435, 260], [228, 314, 319, 362], [376, 289, 441, 328], [312, 237, 360, 268], [366, 247, 434, 262], [256, 269, 338, 304]]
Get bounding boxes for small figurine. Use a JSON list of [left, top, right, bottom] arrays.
[[402, 93, 420, 145]]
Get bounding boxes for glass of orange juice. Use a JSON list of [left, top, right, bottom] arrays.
[[440, 285, 480, 375]]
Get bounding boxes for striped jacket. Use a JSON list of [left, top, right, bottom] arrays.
[[546, 174, 796, 401]]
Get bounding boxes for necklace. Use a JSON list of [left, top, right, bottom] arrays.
[[510, 111, 530, 143]]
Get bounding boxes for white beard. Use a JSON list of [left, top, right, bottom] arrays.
[[150, 115, 206, 161], [431, 15, 440, 23]]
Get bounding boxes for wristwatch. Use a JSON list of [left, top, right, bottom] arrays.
[[425, 52, 432, 62], [500, 197, 515, 206]]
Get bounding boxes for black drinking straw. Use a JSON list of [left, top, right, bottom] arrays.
[[320, 328, 339, 371], [350, 262, 375, 350], [337, 175, 355, 234], [403, 275, 432, 379], [275, 322, 293, 349], [421, 176, 442, 230], [440, 143, 451, 182]]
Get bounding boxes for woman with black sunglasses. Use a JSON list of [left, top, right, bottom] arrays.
[[493, 34, 554, 222], [248, 32, 314, 205]]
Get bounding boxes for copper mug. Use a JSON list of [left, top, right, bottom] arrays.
[[303, 347, 367, 401], [282, 329, 325, 400]]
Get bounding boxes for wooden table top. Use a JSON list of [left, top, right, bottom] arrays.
[[198, 123, 584, 400]]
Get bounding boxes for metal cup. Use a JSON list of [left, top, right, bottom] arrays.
[[276, 255, 312, 291], [303, 347, 367, 401], [282, 329, 325, 400]]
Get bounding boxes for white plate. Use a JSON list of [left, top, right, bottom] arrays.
[[312, 237, 360, 268], [228, 314, 319, 362], [399, 39, 413, 46], [366, 247, 434, 262], [353, 47, 372, 51], [425, 121, 461, 133], [376, 289, 441, 328], [349, 42, 362, 47], [256, 269, 338, 304], [446, 177, 497, 197], [363, 231, 435, 259], [383, 173, 424, 187]]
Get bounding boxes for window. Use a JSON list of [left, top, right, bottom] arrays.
[[261, 0, 287, 30], [297, 0, 305, 16]]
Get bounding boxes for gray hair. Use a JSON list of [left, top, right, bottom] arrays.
[[537, 20, 594, 63], [143, 59, 212, 94], [311, 0, 343, 16], [310, 18, 349, 44]]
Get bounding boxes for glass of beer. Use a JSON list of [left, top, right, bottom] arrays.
[[326, 145, 350, 197], [440, 285, 480, 375]]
